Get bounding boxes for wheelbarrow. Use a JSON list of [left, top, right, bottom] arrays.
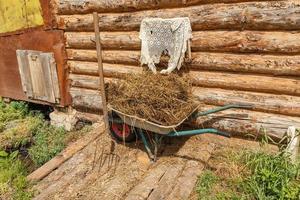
[[108, 104, 253, 161]]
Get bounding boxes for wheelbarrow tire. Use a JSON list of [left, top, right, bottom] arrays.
[[109, 122, 136, 143]]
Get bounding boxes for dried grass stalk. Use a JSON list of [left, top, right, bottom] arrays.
[[106, 72, 198, 126]]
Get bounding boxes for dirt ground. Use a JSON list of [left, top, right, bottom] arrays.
[[33, 128, 276, 200]]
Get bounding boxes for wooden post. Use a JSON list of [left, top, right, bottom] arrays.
[[93, 12, 109, 132]]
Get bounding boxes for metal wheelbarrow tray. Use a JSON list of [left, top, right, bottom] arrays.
[[109, 105, 199, 135], [108, 103, 253, 161]]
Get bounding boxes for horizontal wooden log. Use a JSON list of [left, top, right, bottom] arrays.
[[58, 1, 300, 31], [191, 71, 300, 96], [65, 32, 140, 50], [68, 61, 142, 78], [69, 78, 300, 117], [193, 87, 300, 117], [69, 86, 300, 141], [67, 49, 140, 65], [69, 83, 300, 117], [67, 49, 300, 76], [68, 61, 300, 96], [194, 106, 300, 141], [65, 31, 300, 54], [70, 87, 102, 110], [56, 0, 278, 14]]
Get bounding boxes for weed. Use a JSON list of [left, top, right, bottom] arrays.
[[29, 124, 66, 167], [0, 151, 33, 200]]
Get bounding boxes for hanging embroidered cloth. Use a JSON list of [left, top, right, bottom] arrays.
[[139, 17, 192, 74]]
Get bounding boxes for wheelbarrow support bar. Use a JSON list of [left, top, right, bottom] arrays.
[[167, 128, 230, 138]]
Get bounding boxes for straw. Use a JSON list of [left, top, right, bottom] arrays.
[[106, 72, 198, 126]]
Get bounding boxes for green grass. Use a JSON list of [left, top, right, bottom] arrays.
[[0, 99, 70, 167], [0, 101, 29, 125], [0, 151, 33, 200], [0, 116, 43, 150], [0, 99, 89, 199], [196, 150, 300, 200], [196, 170, 219, 199]]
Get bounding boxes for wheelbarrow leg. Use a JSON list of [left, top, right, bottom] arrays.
[[137, 129, 155, 161], [153, 134, 163, 161]]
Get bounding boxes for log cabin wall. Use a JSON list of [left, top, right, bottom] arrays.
[[54, 0, 300, 140]]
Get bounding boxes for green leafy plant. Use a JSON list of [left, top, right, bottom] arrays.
[[29, 124, 66, 167], [241, 151, 300, 200]]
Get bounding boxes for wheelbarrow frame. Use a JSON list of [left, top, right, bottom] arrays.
[[108, 104, 252, 161]]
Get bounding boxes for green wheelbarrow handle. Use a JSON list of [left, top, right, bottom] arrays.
[[194, 103, 254, 118]]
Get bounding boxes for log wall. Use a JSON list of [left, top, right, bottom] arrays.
[[54, 0, 300, 139]]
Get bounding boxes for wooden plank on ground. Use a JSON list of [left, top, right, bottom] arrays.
[[124, 164, 169, 200], [166, 161, 205, 200], [147, 163, 185, 200]]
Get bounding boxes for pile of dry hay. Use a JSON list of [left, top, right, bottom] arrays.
[[106, 72, 198, 126]]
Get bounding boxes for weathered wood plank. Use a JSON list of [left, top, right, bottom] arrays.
[[58, 1, 300, 31], [166, 161, 205, 200], [68, 61, 300, 96], [125, 164, 169, 200], [16, 50, 34, 98], [67, 49, 300, 76], [65, 31, 300, 54], [56, 0, 278, 14], [147, 164, 185, 200]]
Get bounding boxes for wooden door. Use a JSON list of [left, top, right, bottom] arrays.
[[16, 50, 60, 104]]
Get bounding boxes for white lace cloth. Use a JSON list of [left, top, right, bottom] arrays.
[[139, 17, 192, 74]]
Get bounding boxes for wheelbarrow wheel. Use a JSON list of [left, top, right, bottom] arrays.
[[109, 122, 136, 142]]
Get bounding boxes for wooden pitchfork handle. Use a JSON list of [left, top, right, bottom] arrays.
[[93, 12, 110, 133]]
